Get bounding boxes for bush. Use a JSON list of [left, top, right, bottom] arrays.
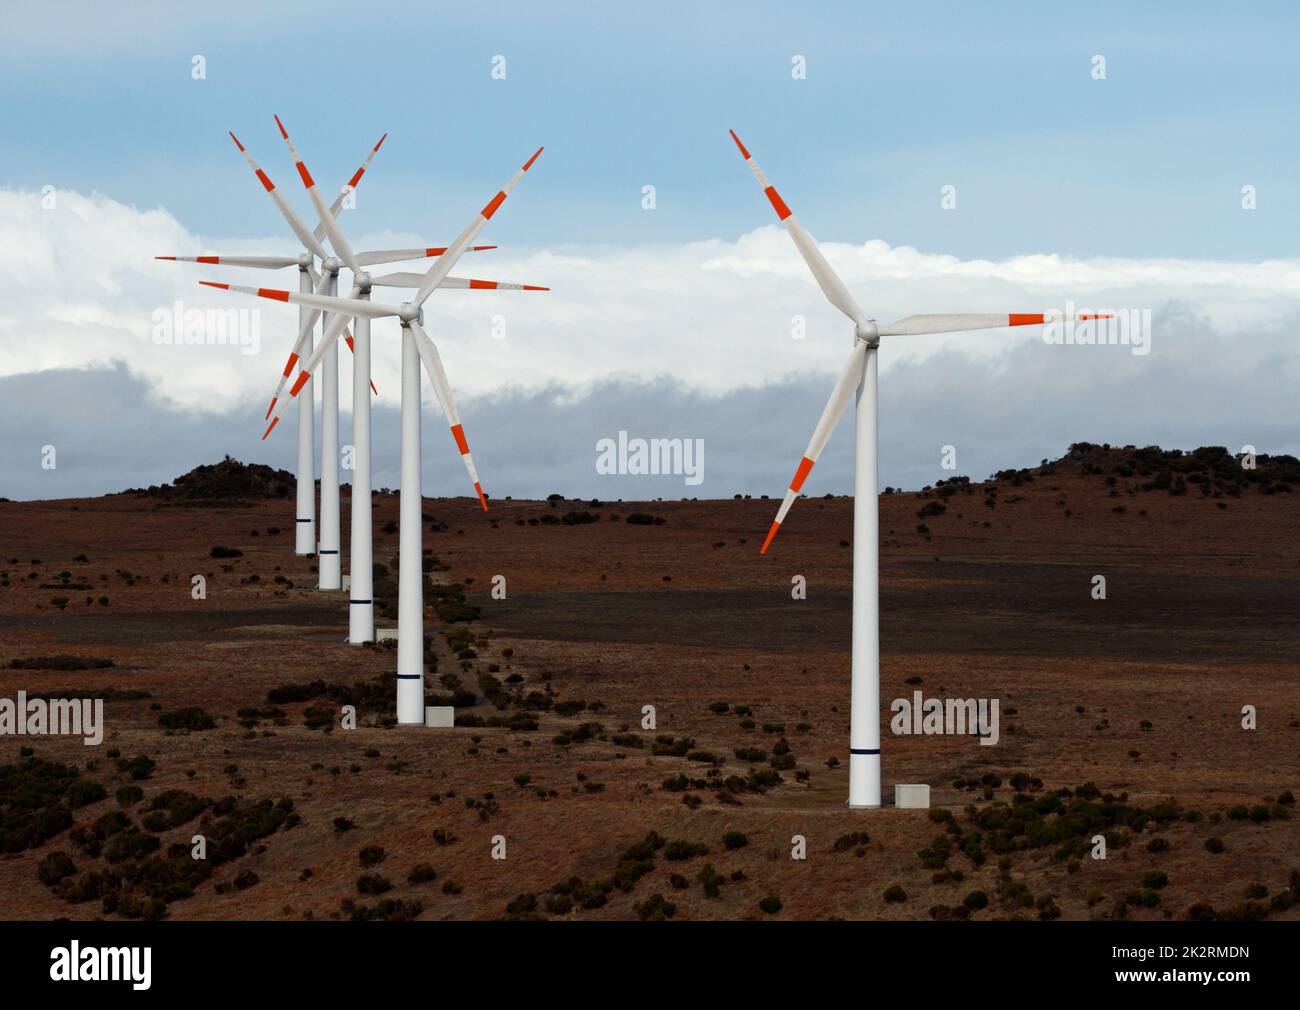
[[1205, 837, 1225, 854], [357, 874, 393, 895], [758, 895, 783, 914], [158, 707, 216, 731], [407, 863, 437, 884], [1142, 870, 1168, 890], [359, 846, 386, 868], [663, 840, 709, 861], [635, 893, 677, 920], [884, 884, 907, 903], [37, 851, 77, 886], [722, 831, 748, 851], [209, 546, 242, 559], [962, 890, 989, 911]]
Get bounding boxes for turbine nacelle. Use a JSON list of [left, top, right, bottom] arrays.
[[297, 252, 314, 270]]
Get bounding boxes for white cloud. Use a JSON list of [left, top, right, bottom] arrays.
[[4, 186, 1300, 429]]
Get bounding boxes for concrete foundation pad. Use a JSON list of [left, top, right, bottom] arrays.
[[376, 629, 399, 642], [895, 784, 930, 809], [425, 706, 454, 728]]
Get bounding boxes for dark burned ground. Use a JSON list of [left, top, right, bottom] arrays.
[[0, 607, 341, 646], [489, 561, 1300, 664]]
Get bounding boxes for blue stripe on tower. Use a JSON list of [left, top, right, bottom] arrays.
[[849, 748, 880, 755]]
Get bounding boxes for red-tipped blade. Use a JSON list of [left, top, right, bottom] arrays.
[[728, 129, 751, 160], [262, 416, 280, 440]]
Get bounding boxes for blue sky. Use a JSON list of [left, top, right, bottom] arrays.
[[2, 2, 1299, 501], [4, 0, 1300, 260]]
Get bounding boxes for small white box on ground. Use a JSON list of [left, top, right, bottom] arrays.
[[895, 784, 930, 809], [376, 628, 399, 642], [425, 706, 454, 729], [341, 575, 351, 591]]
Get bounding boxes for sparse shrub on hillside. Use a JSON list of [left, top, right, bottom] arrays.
[[158, 707, 216, 731]]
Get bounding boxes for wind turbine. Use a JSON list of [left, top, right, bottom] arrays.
[[259, 117, 533, 645], [162, 124, 495, 617], [204, 144, 546, 721], [158, 132, 388, 565], [728, 130, 1106, 809]]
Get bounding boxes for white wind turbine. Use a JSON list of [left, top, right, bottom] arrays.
[[257, 117, 535, 646], [164, 122, 496, 626], [157, 132, 387, 563], [729, 130, 1107, 808], [204, 144, 546, 721]]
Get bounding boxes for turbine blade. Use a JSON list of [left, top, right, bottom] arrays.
[[274, 115, 362, 274], [876, 312, 1114, 336], [317, 132, 387, 243], [228, 131, 330, 261], [729, 130, 867, 328], [155, 255, 300, 269], [760, 341, 868, 555], [413, 147, 543, 307], [371, 272, 549, 291], [257, 310, 354, 439], [199, 281, 396, 320], [408, 319, 488, 511], [355, 245, 496, 267]]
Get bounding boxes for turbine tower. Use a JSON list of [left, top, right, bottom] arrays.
[[206, 145, 546, 721], [728, 130, 1106, 808]]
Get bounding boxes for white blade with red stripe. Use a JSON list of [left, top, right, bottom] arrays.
[[371, 272, 550, 290], [201, 281, 394, 320], [729, 130, 867, 329], [262, 309, 368, 438], [201, 281, 399, 438], [413, 148, 543, 308], [229, 132, 330, 262], [877, 312, 1111, 336], [315, 132, 387, 245], [356, 245, 496, 267], [265, 270, 368, 418], [760, 340, 868, 555], [408, 319, 487, 511], [155, 255, 300, 269], [274, 115, 362, 275]]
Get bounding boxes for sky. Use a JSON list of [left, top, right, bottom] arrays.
[[1, 1, 1298, 502]]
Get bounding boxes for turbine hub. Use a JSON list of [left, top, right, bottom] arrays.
[[297, 252, 313, 270], [322, 256, 341, 275], [355, 271, 372, 292], [855, 321, 879, 344], [398, 302, 422, 324]]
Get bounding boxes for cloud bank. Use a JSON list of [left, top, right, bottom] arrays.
[[1, 187, 1297, 501]]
